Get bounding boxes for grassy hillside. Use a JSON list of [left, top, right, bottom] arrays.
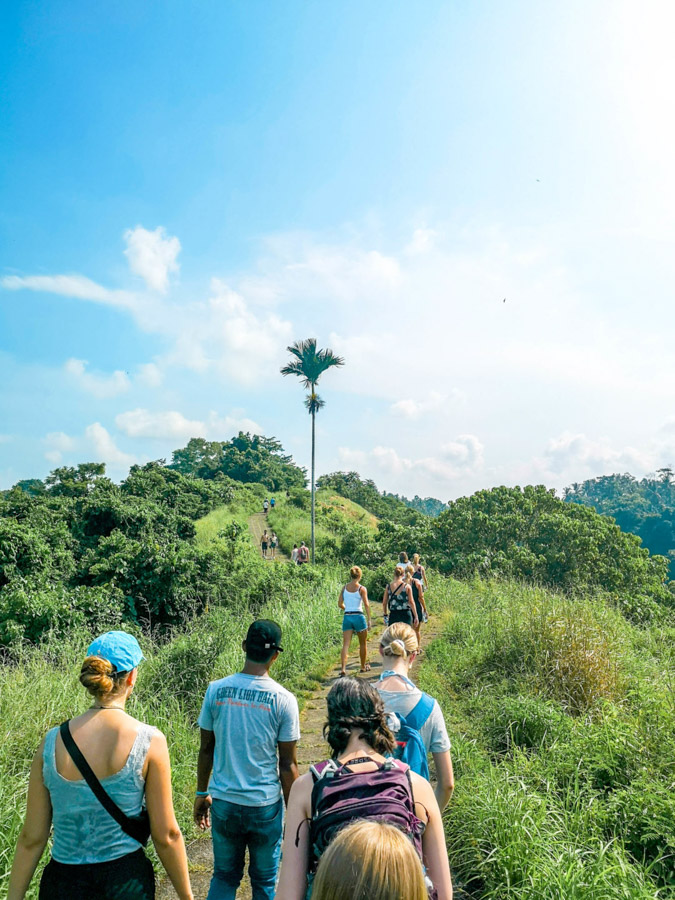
[[418, 578, 675, 899]]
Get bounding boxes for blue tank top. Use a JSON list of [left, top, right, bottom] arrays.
[[42, 722, 155, 863]]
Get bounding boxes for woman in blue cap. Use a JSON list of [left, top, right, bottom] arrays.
[[7, 631, 194, 900]]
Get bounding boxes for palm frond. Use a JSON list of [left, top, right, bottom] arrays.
[[304, 392, 326, 415]]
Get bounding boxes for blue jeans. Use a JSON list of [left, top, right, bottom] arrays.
[[207, 797, 283, 900]]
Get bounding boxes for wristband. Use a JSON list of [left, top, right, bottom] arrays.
[[195, 790, 210, 797]]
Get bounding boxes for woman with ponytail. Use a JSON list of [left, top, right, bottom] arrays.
[[275, 677, 452, 900], [8, 631, 193, 900], [377, 623, 454, 811]]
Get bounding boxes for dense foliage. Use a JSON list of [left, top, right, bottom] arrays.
[[425, 485, 674, 622], [385, 491, 448, 517], [0, 461, 246, 645], [169, 432, 306, 491], [316, 471, 424, 524], [565, 470, 675, 577]]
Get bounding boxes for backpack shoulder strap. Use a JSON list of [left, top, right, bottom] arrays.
[[404, 693, 435, 732], [58, 721, 143, 842]]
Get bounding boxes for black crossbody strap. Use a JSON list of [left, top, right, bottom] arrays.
[[59, 720, 144, 842]]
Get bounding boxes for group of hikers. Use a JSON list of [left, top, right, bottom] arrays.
[[9, 554, 454, 900]]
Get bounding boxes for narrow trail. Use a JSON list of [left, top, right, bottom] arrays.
[[247, 511, 289, 562], [158, 605, 454, 899]]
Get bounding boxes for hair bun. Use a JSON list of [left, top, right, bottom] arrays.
[[80, 655, 115, 698]]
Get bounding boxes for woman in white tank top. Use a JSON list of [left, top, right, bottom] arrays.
[[338, 565, 372, 675]]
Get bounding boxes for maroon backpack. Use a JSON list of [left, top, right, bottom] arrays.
[[301, 756, 436, 896]]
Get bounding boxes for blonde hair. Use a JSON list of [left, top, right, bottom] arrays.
[[80, 656, 125, 699], [412, 553, 421, 566], [312, 819, 427, 900], [394, 564, 405, 578], [349, 565, 362, 581], [380, 622, 418, 657], [404, 564, 415, 584]]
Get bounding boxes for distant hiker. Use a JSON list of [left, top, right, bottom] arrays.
[[261, 530, 269, 559], [270, 497, 276, 509], [406, 564, 428, 646], [312, 820, 429, 900], [7, 631, 194, 900], [383, 565, 418, 629], [398, 551, 409, 568], [338, 565, 372, 675], [291, 544, 299, 564], [194, 620, 300, 900], [263, 498, 270, 515], [275, 677, 453, 900], [377, 623, 454, 810], [270, 532, 278, 560], [298, 541, 309, 565], [412, 553, 429, 589]]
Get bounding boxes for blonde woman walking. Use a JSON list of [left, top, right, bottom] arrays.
[[406, 564, 428, 648], [382, 565, 417, 629], [338, 565, 371, 674], [377, 623, 454, 810]]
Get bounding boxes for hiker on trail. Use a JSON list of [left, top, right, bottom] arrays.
[[7, 631, 193, 900], [383, 565, 418, 629], [338, 565, 372, 675], [261, 530, 269, 559], [377, 623, 454, 810], [263, 498, 270, 515], [406, 564, 428, 647], [270, 497, 276, 509], [275, 677, 453, 900], [194, 619, 300, 900], [297, 541, 309, 565], [412, 553, 429, 589], [291, 544, 299, 564], [270, 532, 278, 559], [398, 550, 409, 568], [312, 820, 429, 900]]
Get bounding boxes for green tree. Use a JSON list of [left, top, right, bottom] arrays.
[[281, 339, 344, 563]]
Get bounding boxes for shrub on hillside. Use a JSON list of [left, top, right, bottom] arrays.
[[479, 695, 571, 754]]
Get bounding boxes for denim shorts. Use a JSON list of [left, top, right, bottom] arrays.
[[342, 613, 368, 633]]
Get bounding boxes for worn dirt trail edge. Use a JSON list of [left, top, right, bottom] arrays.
[[158, 604, 455, 899]]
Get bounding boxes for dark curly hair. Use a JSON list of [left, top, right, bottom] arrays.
[[323, 677, 395, 758]]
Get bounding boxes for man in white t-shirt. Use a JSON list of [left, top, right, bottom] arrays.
[[194, 620, 300, 900]]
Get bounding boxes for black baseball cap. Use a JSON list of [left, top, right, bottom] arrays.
[[246, 619, 284, 653]]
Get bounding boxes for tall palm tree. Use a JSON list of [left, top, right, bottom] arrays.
[[281, 339, 345, 564]]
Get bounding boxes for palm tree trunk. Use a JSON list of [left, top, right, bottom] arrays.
[[311, 404, 316, 564]]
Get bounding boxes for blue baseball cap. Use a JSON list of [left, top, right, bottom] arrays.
[[86, 631, 145, 673]]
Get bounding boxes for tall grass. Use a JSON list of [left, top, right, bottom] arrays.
[[418, 577, 675, 898], [0, 564, 343, 897]]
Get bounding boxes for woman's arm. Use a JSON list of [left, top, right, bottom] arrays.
[[407, 584, 419, 625], [360, 586, 371, 627], [275, 774, 313, 900], [145, 731, 194, 900], [382, 585, 389, 616], [422, 565, 429, 588], [431, 749, 455, 811], [7, 740, 52, 900], [411, 774, 453, 900], [338, 587, 345, 611]]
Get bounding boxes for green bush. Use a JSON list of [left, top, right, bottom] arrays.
[[479, 695, 571, 754]]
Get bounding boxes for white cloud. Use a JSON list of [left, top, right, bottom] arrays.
[[543, 431, 651, 477], [116, 409, 205, 441], [390, 390, 464, 419], [405, 227, 438, 255], [1, 274, 137, 310], [123, 226, 181, 293], [137, 362, 163, 388], [65, 358, 131, 398], [85, 423, 135, 468], [43, 431, 76, 464], [338, 433, 485, 495], [115, 407, 263, 442]]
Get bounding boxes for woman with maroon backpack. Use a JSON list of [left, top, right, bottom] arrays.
[[275, 677, 452, 900]]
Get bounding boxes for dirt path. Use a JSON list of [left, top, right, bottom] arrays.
[[247, 511, 289, 562], [158, 605, 454, 899]]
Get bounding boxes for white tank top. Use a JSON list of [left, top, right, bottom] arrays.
[[342, 585, 363, 613]]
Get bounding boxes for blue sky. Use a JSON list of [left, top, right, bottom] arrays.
[[2, 0, 674, 498]]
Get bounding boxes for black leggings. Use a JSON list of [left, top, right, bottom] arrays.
[[39, 848, 155, 900], [388, 609, 413, 626]]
